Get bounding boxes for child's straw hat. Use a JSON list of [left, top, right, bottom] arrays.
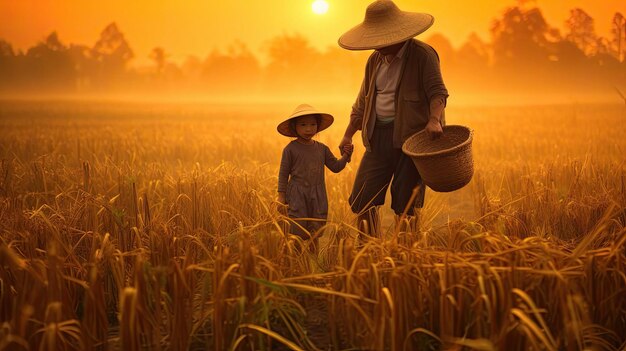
[[338, 0, 434, 50], [277, 104, 334, 137]]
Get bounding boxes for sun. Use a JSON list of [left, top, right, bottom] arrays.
[[312, 0, 329, 15]]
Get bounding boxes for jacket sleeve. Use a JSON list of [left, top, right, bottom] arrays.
[[277, 146, 291, 193], [323, 144, 347, 173], [422, 47, 449, 104], [349, 54, 376, 131]]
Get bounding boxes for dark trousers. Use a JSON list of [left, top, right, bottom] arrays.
[[349, 121, 425, 216]]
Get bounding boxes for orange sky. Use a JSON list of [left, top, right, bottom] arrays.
[[1, 0, 624, 65]]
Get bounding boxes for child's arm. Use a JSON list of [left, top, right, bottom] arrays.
[[324, 144, 351, 173]]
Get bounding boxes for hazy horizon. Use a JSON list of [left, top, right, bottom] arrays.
[[1, 1, 624, 106], [1, 0, 624, 66]]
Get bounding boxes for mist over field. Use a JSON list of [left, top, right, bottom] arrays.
[[1, 4, 625, 105]]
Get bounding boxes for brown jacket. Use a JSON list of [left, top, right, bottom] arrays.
[[350, 39, 449, 150]]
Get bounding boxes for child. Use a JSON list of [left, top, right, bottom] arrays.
[[277, 104, 353, 252]]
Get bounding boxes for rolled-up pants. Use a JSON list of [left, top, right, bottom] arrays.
[[349, 121, 425, 215]]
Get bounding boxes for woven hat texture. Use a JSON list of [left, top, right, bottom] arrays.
[[277, 104, 334, 137], [339, 0, 434, 50]]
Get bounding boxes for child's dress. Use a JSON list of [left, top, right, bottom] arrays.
[[278, 140, 348, 237]]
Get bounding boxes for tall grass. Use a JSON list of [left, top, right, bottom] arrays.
[[0, 100, 624, 350]]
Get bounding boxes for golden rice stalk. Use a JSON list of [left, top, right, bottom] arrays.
[[81, 263, 108, 351], [239, 324, 304, 351], [404, 327, 441, 350], [37, 321, 84, 351], [44, 302, 63, 323], [0, 244, 26, 269], [445, 337, 496, 351], [170, 260, 192, 351], [213, 260, 240, 351], [564, 294, 587, 351], [512, 288, 557, 346], [381, 287, 396, 351], [0, 327, 29, 351], [228, 334, 248, 351], [119, 287, 140, 351], [34, 302, 83, 351], [272, 304, 320, 351], [510, 308, 557, 351], [571, 203, 618, 258], [82, 161, 90, 192], [279, 282, 377, 303]]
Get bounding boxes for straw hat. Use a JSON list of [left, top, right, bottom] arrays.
[[338, 0, 434, 50], [277, 104, 334, 137]]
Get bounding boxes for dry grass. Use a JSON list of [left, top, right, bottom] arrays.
[[0, 100, 625, 350]]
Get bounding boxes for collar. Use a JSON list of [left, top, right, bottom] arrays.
[[383, 40, 409, 64]]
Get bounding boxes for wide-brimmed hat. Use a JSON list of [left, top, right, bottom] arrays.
[[338, 0, 434, 50], [277, 104, 334, 137]]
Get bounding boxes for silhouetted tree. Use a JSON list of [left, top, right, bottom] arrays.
[[459, 33, 490, 63], [182, 55, 203, 83], [317, 46, 369, 95], [91, 23, 133, 85], [424, 33, 455, 64], [0, 39, 16, 90], [24, 32, 75, 90], [150, 47, 167, 74], [490, 6, 557, 67], [455, 33, 490, 84], [551, 38, 585, 66], [594, 37, 611, 56], [0, 5, 623, 101], [264, 34, 322, 93], [67, 44, 96, 90], [611, 12, 625, 62], [0, 39, 14, 57], [565, 8, 597, 56], [201, 41, 260, 93]]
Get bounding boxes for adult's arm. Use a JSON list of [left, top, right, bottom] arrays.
[[340, 123, 359, 152], [339, 80, 366, 151], [340, 55, 376, 151], [425, 95, 446, 138], [422, 46, 449, 139]]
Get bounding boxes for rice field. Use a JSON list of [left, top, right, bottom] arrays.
[[0, 99, 625, 350]]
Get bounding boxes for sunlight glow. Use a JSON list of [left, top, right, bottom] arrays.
[[312, 0, 329, 15]]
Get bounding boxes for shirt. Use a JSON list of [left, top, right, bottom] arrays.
[[375, 40, 409, 118], [349, 39, 449, 150], [277, 140, 348, 219]]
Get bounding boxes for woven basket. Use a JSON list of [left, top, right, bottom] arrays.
[[402, 125, 474, 192]]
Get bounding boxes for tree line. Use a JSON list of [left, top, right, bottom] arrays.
[[0, 5, 624, 100]]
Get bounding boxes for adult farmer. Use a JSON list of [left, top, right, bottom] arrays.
[[338, 0, 449, 236]]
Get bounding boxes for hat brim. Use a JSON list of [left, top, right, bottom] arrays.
[[277, 112, 334, 137], [339, 12, 434, 50]]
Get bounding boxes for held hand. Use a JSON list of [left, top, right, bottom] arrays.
[[425, 119, 443, 139], [339, 135, 352, 155], [341, 143, 354, 162], [342, 144, 354, 155]]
